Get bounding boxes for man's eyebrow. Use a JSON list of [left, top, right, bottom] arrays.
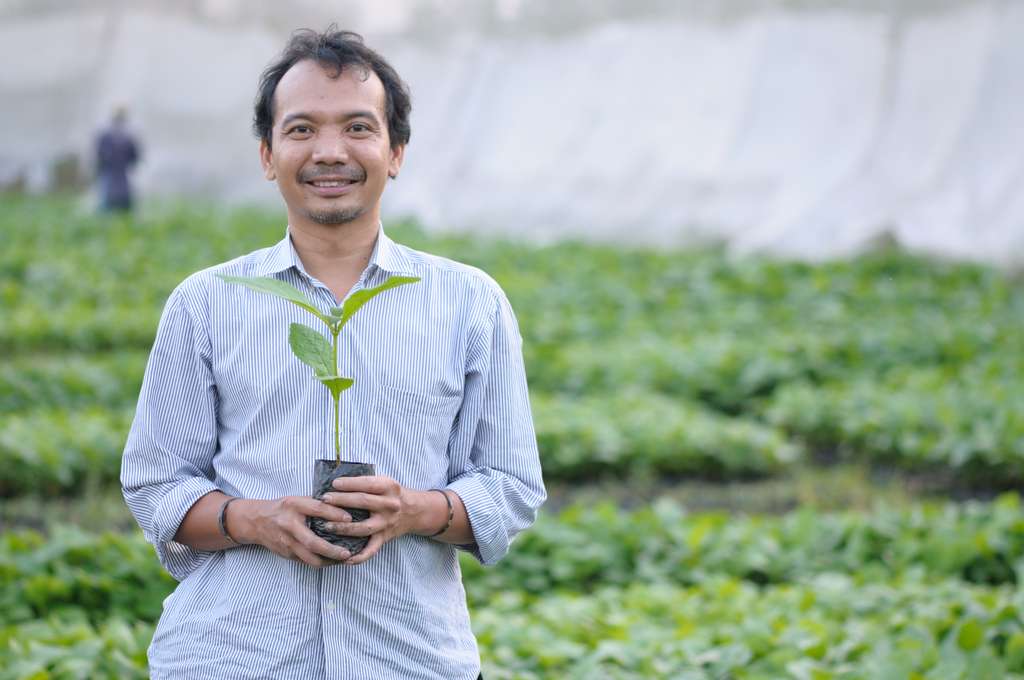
[[340, 110, 382, 123], [280, 110, 382, 127]]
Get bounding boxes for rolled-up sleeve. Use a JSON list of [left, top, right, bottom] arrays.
[[446, 284, 546, 566], [121, 281, 219, 581]]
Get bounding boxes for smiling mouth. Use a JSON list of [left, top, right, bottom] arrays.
[[307, 179, 359, 188]]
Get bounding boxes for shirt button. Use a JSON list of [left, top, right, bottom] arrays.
[[326, 600, 336, 611]]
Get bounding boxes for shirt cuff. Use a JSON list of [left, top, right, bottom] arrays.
[[446, 475, 507, 566], [151, 478, 220, 581]]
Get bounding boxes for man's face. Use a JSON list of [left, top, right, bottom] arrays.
[[260, 59, 404, 229]]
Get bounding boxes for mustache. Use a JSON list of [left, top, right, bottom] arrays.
[[300, 166, 366, 182]]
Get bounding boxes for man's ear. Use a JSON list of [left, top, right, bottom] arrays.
[[388, 144, 406, 179], [259, 139, 276, 181]]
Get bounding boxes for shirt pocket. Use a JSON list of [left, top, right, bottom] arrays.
[[362, 385, 461, 488], [378, 384, 461, 419]]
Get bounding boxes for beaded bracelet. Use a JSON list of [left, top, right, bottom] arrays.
[[218, 496, 241, 546], [428, 489, 454, 538]]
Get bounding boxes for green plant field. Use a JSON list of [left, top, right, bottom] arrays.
[[0, 392, 798, 496], [475, 576, 1024, 679], [5, 497, 1022, 628], [6, 576, 1022, 680], [4, 196, 1024, 678], [3, 498, 1024, 678], [3, 197, 1023, 485], [762, 362, 1024, 476]]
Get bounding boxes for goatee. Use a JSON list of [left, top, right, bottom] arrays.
[[306, 207, 365, 225]]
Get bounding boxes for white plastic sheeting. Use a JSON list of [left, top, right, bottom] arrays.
[[0, 1, 1021, 264]]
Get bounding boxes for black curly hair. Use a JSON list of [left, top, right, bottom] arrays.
[[253, 27, 411, 150]]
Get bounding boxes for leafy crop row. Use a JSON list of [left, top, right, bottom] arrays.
[[0, 409, 132, 497], [762, 360, 1024, 480], [7, 209, 1019, 364], [0, 393, 796, 496], [463, 493, 1024, 599], [3, 574, 1021, 679], [523, 320, 1010, 411], [5, 496, 1022, 628], [0, 615, 152, 680], [3, 350, 1019, 487], [474, 576, 1024, 679], [0, 353, 146, 412], [4, 198, 1023, 483], [532, 392, 800, 478], [0, 531, 172, 627]]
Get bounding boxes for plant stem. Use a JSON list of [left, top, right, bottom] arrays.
[[332, 329, 341, 465]]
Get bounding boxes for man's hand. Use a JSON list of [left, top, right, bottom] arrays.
[[320, 476, 422, 565], [230, 496, 354, 568]]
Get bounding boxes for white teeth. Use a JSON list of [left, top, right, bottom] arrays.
[[313, 181, 344, 187]]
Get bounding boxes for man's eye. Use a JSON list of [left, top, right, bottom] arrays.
[[350, 123, 370, 133], [288, 126, 312, 135]]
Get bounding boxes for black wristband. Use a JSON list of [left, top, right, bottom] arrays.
[[428, 489, 453, 538], [218, 496, 241, 547]]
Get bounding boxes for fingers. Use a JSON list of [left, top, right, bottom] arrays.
[[321, 518, 378, 537], [321, 491, 400, 514], [259, 497, 353, 567], [344, 533, 384, 566], [304, 534, 352, 564], [287, 496, 352, 523], [283, 542, 350, 568], [259, 494, 393, 568], [330, 475, 400, 495], [290, 544, 329, 568], [283, 529, 350, 567]]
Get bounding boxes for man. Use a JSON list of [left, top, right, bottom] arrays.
[[121, 29, 545, 680], [95, 106, 140, 212]]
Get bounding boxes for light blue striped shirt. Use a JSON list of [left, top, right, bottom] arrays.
[[121, 227, 546, 680]]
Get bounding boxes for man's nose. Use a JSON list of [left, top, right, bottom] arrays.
[[311, 133, 350, 164]]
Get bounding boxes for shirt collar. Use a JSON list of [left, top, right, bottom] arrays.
[[254, 232, 294, 277], [368, 226, 416, 277], [254, 224, 416, 278]]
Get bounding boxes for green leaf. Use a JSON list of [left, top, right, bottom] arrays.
[[217, 274, 329, 326], [318, 375, 354, 401], [957, 619, 984, 651], [287, 323, 333, 377], [339, 276, 420, 329], [1006, 632, 1024, 671]]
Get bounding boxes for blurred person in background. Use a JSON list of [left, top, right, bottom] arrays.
[[95, 106, 140, 212]]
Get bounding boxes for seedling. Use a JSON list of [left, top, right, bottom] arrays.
[[216, 273, 420, 465]]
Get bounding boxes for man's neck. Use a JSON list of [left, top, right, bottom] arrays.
[[288, 219, 379, 302]]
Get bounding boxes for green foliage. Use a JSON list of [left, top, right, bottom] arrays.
[[762, 358, 1024, 479], [7, 197, 1024, 677], [474, 577, 1024, 679], [3, 498, 1024, 677], [0, 352, 145, 412], [532, 391, 800, 479], [335, 275, 420, 331], [6, 198, 1022, 484], [0, 410, 132, 497], [216, 273, 421, 337], [216, 274, 329, 325], [4, 496, 1022, 626], [0, 616, 153, 680], [0, 393, 798, 495], [1, 199, 285, 353], [0, 529, 174, 627], [216, 272, 420, 461], [4, 198, 1023, 483], [319, 376, 355, 403], [461, 492, 1024, 599], [288, 322, 337, 379]]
